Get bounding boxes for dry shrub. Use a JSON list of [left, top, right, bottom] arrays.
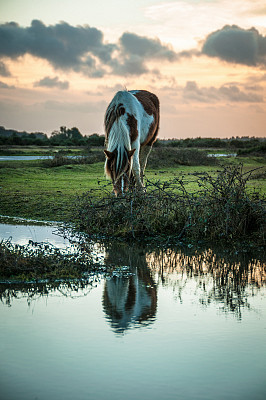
[[73, 165, 265, 244]]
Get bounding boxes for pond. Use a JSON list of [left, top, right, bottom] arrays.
[[0, 222, 266, 400]]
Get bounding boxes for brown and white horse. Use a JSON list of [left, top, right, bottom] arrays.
[[104, 90, 160, 195]]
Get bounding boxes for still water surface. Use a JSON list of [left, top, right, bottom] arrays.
[[0, 153, 236, 161], [0, 222, 266, 400]]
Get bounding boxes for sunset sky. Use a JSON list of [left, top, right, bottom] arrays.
[[0, 0, 266, 139]]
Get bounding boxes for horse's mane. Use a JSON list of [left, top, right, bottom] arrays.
[[108, 119, 131, 177], [104, 99, 132, 179]]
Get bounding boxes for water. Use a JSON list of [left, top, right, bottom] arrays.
[[0, 223, 266, 400], [207, 153, 237, 157], [0, 153, 237, 161], [0, 155, 53, 161], [0, 221, 71, 248], [0, 155, 81, 161]]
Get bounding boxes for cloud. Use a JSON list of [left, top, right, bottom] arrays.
[[1, 20, 265, 80], [202, 25, 266, 66], [0, 20, 180, 77], [0, 80, 15, 89], [34, 76, 69, 90], [111, 32, 180, 76], [0, 61, 11, 76], [119, 32, 176, 61], [183, 81, 264, 103], [0, 20, 113, 76]]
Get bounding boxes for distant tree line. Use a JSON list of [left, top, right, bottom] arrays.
[[0, 126, 105, 147], [155, 136, 265, 149], [0, 125, 264, 149]]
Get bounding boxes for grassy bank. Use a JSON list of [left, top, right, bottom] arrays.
[[0, 145, 88, 156], [0, 147, 265, 225], [0, 161, 106, 221]]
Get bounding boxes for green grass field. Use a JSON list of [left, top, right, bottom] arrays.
[[0, 150, 265, 223]]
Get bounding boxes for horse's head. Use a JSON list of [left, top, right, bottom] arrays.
[[104, 148, 135, 196]]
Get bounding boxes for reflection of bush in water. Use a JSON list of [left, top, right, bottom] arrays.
[[0, 280, 99, 307], [146, 247, 266, 319], [1, 238, 265, 320], [0, 239, 105, 281]]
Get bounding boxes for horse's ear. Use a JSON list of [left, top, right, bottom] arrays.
[[127, 149, 136, 159], [104, 150, 114, 160]]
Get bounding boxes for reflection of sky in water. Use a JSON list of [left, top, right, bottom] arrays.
[[0, 155, 80, 161], [0, 156, 52, 161], [1, 280, 266, 400], [0, 232, 266, 399], [0, 222, 70, 248]]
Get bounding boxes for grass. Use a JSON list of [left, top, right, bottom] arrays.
[[0, 147, 265, 224], [0, 161, 106, 221], [0, 145, 88, 156]]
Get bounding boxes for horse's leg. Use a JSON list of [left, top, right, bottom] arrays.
[[131, 147, 144, 189], [139, 145, 152, 184]]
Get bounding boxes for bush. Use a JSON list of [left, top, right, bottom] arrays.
[[43, 150, 105, 167], [237, 143, 266, 157], [71, 164, 265, 244], [147, 147, 216, 168]]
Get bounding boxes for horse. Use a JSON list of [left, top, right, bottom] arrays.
[[104, 89, 160, 195], [102, 241, 157, 334]]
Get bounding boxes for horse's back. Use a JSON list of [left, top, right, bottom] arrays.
[[130, 90, 159, 115], [105, 89, 160, 146], [107, 89, 159, 118], [130, 90, 160, 146]]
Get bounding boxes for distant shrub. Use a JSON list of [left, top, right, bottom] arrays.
[[237, 143, 266, 157], [147, 147, 217, 168], [43, 150, 105, 167]]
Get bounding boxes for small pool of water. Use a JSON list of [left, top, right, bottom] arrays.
[[207, 153, 237, 157], [0, 155, 53, 161], [0, 153, 237, 161], [0, 222, 265, 400], [0, 155, 82, 161], [0, 221, 70, 248]]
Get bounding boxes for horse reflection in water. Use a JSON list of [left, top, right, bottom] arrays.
[[102, 244, 157, 334]]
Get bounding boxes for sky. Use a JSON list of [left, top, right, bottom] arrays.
[[0, 0, 266, 139]]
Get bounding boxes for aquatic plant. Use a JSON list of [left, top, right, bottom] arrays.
[[0, 239, 106, 281]]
